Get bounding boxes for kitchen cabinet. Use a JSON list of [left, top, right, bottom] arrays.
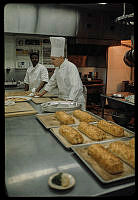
[[77, 10, 132, 41], [85, 81, 104, 110]]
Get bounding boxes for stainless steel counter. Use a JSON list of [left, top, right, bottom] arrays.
[[5, 90, 135, 197]]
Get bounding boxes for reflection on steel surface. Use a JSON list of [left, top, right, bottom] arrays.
[[7, 163, 79, 184]]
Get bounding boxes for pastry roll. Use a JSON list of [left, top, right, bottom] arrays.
[[97, 120, 124, 137], [128, 138, 135, 149], [88, 144, 124, 174], [108, 141, 135, 168], [78, 122, 106, 141], [73, 110, 96, 123], [59, 125, 84, 144], [55, 111, 75, 125]]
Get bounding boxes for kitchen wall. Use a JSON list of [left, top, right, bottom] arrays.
[[5, 34, 107, 85], [106, 41, 132, 94], [5, 35, 16, 81], [4, 34, 65, 81], [5, 68, 26, 82], [78, 67, 106, 86]]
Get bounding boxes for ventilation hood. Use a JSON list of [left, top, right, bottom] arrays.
[[4, 4, 78, 36]]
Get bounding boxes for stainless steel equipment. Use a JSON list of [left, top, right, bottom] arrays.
[[41, 101, 81, 112]]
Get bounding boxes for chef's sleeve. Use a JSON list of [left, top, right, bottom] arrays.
[[68, 66, 83, 101], [44, 69, 57, 92], [24, 70, 29, 84], [40, 66, 49, 82]]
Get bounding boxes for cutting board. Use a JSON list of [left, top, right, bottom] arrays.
[[5, 91, 30, 97], [31, 97, 63, 104], [31, 97, 52, 104], [5, 91, 59, 98], [5, 102, 37, 117], [44, 92, 58, 98]]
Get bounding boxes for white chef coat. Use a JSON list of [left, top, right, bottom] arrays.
[[44, 58, 86, 110], [24, 63, 49, 91]]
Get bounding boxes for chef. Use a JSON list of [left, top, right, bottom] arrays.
[[36, 37, 86, 110], [24, 51, 49, 92]]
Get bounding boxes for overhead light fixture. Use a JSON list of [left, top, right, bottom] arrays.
[[97, 3, 107, 5]]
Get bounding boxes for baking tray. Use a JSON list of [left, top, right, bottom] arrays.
[[36, 113, 80, 129], [107, 120, 135, 137], [49, 122, 134, 149], [94, 120, 135, 138], [50, 125, 96, 149], [71, 138, 135, 184], [36, 111, 101, 129], [41, 101, 81, 112]]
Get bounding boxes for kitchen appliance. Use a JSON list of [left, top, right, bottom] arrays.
[[123, 49, 135, 67]]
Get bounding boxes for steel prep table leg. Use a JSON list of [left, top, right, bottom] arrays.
[[100, 95, 106, 119]]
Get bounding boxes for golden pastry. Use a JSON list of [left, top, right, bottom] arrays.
[[88, 144, 124, 174], [128, 138, 135, 149], [73, 110, 96, 122], [97, 120, 124, 137], [59, 125, 84, 144], [108, 141, 135, 168], [55, 111, 75, 125], [78, 122, 106, 141]]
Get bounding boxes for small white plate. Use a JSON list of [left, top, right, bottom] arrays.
[[48, 172, 75, 190]]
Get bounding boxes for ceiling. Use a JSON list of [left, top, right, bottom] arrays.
[[59, 3, 134, 15], [59, 3, 134, 26]]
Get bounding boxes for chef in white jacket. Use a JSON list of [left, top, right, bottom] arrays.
[[36, 37, 86, 110], [24, 51, 49, 92]]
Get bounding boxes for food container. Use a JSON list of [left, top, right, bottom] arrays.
[[112, 93, 124, 98], [41, 101, 81, 112]]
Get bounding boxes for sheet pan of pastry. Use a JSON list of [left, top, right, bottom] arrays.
[[36, 110, 102, 129], [71, 138, 135, 183], [49, 123, 134, 149]]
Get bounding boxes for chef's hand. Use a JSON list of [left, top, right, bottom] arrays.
[[35, 92, 42, 97], [35, 90, 47, 97]]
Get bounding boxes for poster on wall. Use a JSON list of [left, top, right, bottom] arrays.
[[15, 37, 56, 68]]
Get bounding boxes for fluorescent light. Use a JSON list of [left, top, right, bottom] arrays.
[[98, 3, 107, 5]]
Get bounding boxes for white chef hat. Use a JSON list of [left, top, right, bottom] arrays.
[[50, 37, 65, 57]]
